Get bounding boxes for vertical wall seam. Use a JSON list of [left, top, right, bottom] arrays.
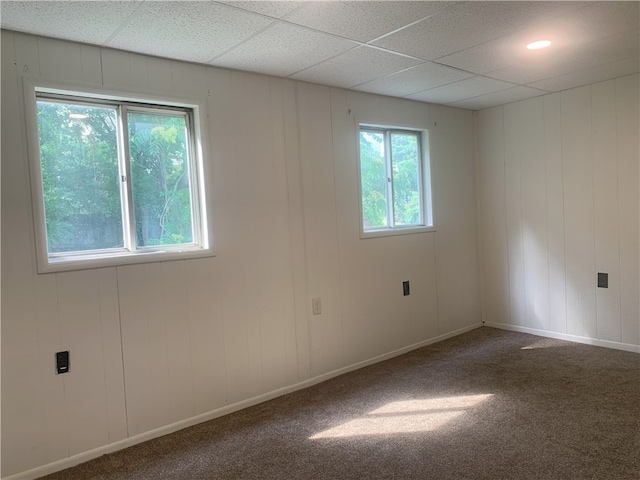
[[589, 86, 598, 340], [95, 269, 112, 443], [613, 79, 623, 340], [559, 93, 568, 334], [278, 79, 302, 384], [293, 82, 313, 378], [542, 98, 552, 332], [266, 78, 291, 386], [114, 267, 130, 438], [53, 273, 71, 458], [518, 107, 526, 329], [472, 111, 485, 324], [231, 74, 255, 396], [157, 265, 173, 416], [181, 260, 197, 417], [327, 87, 347, 368], [432, 231, 442, 334], [502, 106, 512, 325]]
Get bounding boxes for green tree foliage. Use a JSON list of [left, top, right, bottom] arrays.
[[359, 130, 421, 229], [390, 133, 420, 225], [127, 112, 193, 246], [359, 131, 387, 227], [37, 101, 123, 252], [36, 101, 194, 253]]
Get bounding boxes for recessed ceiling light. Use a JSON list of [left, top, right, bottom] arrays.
[[526, 40, 551, 50], [69, 113, 88, 119]]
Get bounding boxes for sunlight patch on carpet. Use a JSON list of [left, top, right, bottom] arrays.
[[310, 394, 493, 439], [521, 339, 564, 350]]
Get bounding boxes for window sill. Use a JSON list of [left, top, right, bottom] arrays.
[[360, 225, 436, 239], [38, 247, 215, 274]]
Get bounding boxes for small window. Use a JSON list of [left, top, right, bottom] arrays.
[[358, 126, 432, 236], [28, 87, 211, 272]]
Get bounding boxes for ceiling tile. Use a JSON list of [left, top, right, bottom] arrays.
[[528, 56, 640, 93], [283, 1, 453, 42], [560, 1, 639, 40], [437, 1, 639, 75], [291, 46, 422, 89], [353, 62, 473, 97], [106, 1, 274, 64], [406, 76, 516, 104], [373, 1, 590, 60], [0, 1, 142, 45], [212, 23, 358, 77], [434, 25, 572, 75], [448, 86, 548, 110], [219, 1, 305, 19], [486, 31, 639, 85]]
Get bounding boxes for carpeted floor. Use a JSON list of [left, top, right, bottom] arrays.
[[40, 327, 640, 480]]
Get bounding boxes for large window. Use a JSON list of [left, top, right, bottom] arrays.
[[358, 126, 432, 236], [27, 86, 211, 272]]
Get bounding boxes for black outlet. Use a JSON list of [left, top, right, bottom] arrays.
[[597, 273, 608, 288], [403, 281, 410, 296], [56, 351, 69, 374]]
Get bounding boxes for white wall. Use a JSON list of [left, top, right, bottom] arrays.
[[1, 31, 480, 478], [476, 75, 639, 349]]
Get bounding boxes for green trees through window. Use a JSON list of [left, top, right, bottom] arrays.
[[36, 96, 197, 257], [359, 128, 424, 231], [128, 112, 193, 247], [37, 100, 123, 252]]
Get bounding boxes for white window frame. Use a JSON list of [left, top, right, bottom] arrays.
[[23, 79, 214, 273], [357, 123, 434, 239]]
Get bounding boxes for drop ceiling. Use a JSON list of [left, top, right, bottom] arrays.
[[1, 1, 638, 110]]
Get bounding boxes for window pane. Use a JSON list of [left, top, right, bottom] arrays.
[[359, 131, 388, 229], [128, 111, 194, 247], [391, 133, 421, 226], [36, 100, 123, 253]]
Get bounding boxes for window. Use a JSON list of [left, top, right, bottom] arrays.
[[358, 126, 432, 236], [27, 85, 211, 272]]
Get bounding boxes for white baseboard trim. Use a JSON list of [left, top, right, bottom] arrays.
[[3, 323, 482, 480], [484, 322, 640, 354], [287, 322, 482, 394]]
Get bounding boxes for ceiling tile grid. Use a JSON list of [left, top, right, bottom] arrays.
[[291, 45, 423, 89], [282, 1, 454, 43], [212, 22, 358, 78], [372, 1, 591, 61], [529, 55, 640, 93], [105, 1, 275, 64], [437, 1, 639, 79], [406, 76, 519, 104], [353, 61, 474, 97], [486, 30, 640, 85], [1, 0, 638, 110], [220, 1, 305, 19], [0, 0, 143, 45], [449, 85, 549, 110]]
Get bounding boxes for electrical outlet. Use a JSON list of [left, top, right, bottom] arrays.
[[598, 272, 608, 288], [403, 281, 410, 296], [312, 297, 322, 315], [56, 351, 69, 374]]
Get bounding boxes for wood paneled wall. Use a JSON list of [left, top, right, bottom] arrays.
[[1, 31, 480, 478], [476, 75, 639, 347]]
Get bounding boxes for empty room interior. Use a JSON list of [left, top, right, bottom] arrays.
[[1, 1, 639, 479]]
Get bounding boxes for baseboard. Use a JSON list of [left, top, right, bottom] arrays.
[[287, 322, 483, 394], [484, 322, 640, 354], [2, 322, 482, 480]]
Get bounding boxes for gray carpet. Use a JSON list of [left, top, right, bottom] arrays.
[[40, 327, 640, 480]]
